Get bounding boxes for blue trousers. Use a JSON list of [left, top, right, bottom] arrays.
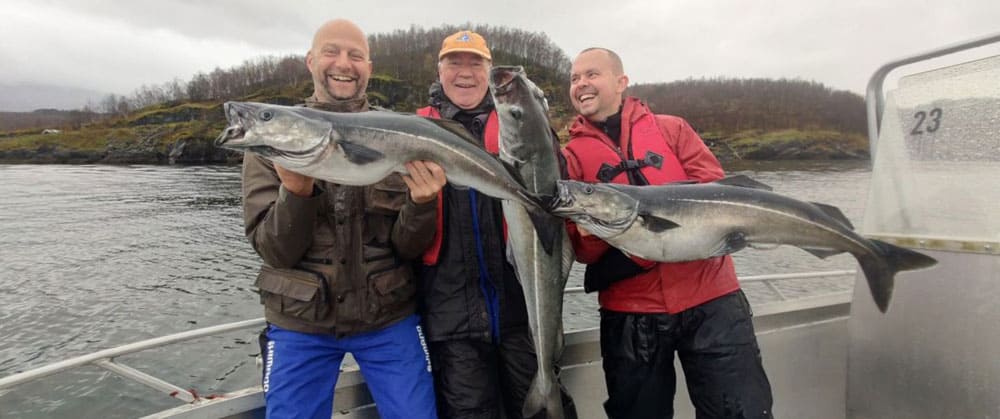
[[262, 314, 437, 419]]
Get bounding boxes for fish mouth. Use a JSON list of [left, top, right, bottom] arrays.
[[547, 181, 576, 212], [215, 102, 256, 148], [215, 124, 245, 148], [489, 66, 525, 97]]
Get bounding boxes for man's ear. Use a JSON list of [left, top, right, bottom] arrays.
[[616, 74, 630, 95], [305, 50, 314, 68]]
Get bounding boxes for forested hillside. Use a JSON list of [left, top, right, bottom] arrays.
[[0, 24, 868, 163], [632, 78, 866, 134]]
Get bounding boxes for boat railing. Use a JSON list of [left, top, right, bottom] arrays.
[[0, 269, 856, 413], [865, 31, 1000, 155]]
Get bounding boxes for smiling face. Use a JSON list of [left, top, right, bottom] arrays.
[[569, 49, 628, 123], [305, 19, 372, 102], [439, 52, 491, 110]]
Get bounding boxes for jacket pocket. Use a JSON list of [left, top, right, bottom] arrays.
[[255, 265, 329, 322], [368, 264, 415, 315], [365, 174, 408, 215]]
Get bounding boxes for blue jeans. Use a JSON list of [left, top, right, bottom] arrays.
[[262, 314, 437, 419]]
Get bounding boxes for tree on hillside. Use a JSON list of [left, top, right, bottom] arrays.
[[368, 23, 571, 111], [87, 24, 572, 116], [630, 77, 866, 134]]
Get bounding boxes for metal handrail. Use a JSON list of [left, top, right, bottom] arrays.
[[865, 31, 1000, 156], [0, 318, 265, 395], [0, 269, 857, 402]]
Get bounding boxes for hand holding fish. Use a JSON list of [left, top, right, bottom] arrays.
[[402, 160, 446, 204], [274, 164, 315, 197]]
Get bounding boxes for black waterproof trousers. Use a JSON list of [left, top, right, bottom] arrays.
[[601, 290, 773, 419], [430, 327, 577, 419]]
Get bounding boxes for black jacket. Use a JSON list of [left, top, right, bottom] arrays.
[[416, 84, 530, 343]]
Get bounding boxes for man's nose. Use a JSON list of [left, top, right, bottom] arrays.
[[333, 53, 352, 70]]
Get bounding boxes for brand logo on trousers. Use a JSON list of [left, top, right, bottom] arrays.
[[416, 325, 432, 372], [263, 340, 275, 392]]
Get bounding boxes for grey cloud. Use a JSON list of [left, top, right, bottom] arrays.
[[2, 0, 999, 105]]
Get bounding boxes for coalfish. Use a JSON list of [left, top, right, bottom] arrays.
[[215, 102, 559, 252], [491, 66, 574, 419], [549, 176, 937, 312]]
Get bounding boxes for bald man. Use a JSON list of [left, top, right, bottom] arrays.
[[564, 47, 773, 419], [241, 19, 443, 419]]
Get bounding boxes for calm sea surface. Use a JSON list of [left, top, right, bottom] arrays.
[[0, 161, 871, 417]]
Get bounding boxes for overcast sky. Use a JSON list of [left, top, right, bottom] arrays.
[[2, 0, 999, 104]]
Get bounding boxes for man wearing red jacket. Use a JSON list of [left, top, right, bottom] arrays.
[[563, 47, 773, 419]]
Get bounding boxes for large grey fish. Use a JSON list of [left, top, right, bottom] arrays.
[[490, 66, 574, 419], [215, 101, 559, 252], [549, 177, 937, 312]]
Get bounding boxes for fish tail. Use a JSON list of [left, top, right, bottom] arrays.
[[856, 240, 938, 313], [522, 374, 563, 419]]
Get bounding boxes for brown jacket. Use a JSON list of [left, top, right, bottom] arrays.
[[241, 99, 437, 336]]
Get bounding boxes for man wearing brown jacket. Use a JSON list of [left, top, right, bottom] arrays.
[[241, 19, 445, 419]]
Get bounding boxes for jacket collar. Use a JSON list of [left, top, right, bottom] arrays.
[[428, 81, 494, 119], [303, 94, 370, 113], [569, 96, 651, 147]]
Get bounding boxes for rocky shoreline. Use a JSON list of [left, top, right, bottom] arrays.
[[0, 137, 240, 165], [0, 131, 869, 165]]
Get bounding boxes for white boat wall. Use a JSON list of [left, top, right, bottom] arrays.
[[847, 33, 1000, 419]]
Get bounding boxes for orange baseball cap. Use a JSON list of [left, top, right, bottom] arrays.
[[438, 30, 492, 60]]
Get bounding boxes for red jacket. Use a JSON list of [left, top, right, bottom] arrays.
[[415, 106, 500, 266], [562, 97, 739, 314]]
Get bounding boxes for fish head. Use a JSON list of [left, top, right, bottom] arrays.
[[489, 66, 552, 156], [215, 102, 332, 169], [549, 180, 639, 238]]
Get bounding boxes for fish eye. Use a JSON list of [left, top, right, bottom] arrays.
[[583, 185, 594, 194], [259, 110, 273, 121], [510, 107, 522, 120]]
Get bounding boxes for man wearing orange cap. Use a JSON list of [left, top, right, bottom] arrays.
[[242, 19, 443, 419], [414, 30, 576, 419]]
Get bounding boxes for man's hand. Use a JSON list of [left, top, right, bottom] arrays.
[[577, 225, 593, 237], [275, 164, 315, 197], [402, 161, 446, 204]]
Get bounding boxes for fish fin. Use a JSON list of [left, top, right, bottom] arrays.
[[855, 239, 937, 313], [420, 117, 482, 147], [811, 202, 855, 229], [338, 140, 384, 165], [639, 213, 680, 233], [714, 175, 773, 191], [666, 179, 699, 185], [802, 247, 845, 259], [522, 374, 563, 419], [709, 231, 748, 257], [500, 159, 529, 187], [526, 205, 560, 255]]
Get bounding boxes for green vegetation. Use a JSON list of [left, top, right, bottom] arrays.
[[706, 129, 868, 161], [0, 24, 870, 164]]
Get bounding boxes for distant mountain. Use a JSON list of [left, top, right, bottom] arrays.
[[0, 83, 108, 112]]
